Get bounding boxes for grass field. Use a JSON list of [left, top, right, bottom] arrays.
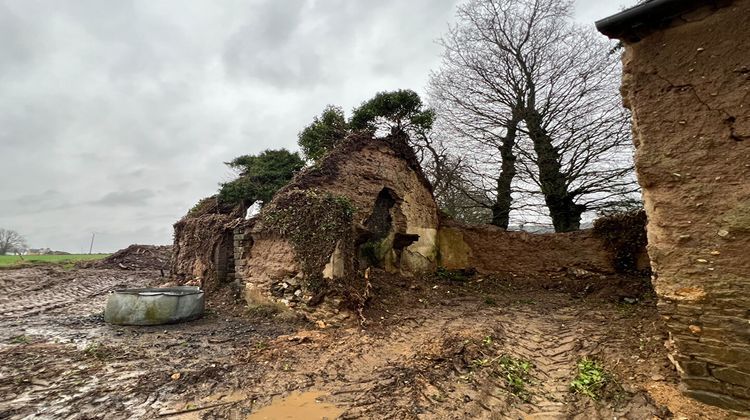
[[0, 254, 109, 268]]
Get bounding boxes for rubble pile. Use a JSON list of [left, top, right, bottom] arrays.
[[83, 245, 172, 271]]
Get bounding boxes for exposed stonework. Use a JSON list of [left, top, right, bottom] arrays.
[[618, 1, 750, 413], [238, 133, 440, 319]]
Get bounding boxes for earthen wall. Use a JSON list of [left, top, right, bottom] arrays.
[[620, 1, 750, 412]]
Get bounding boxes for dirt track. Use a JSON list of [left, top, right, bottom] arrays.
[[0, 266, 736, 419]]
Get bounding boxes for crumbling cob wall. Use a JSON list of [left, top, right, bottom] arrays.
[[171, 198, 242, 292], [438, 212, 649, 275], [619, 1, 750, 413], [238, 133, 440, 320]]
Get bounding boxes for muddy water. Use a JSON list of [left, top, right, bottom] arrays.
[[247, 391, 343, 420]]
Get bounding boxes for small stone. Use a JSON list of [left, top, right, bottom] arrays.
[[315, 320, 327, 329], [651, 374, 666, 381], [697, 47, 705, 52], [709, 250, 721, 255], [171, 372, 181, 380], [717, 229, 729, 237], [696, 259, 708, 263], [689, 325, 702, 334]]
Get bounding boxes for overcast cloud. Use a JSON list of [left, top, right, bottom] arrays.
[[0, 0, 631, 253]]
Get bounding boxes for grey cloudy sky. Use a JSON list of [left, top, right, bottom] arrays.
[[0, 0, 632, 253]]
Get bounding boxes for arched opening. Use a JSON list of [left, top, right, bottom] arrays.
[[358, 187, 418, 271]]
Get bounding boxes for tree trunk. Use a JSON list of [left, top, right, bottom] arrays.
[[490, 116, 520, 229], [525, 110, 584, 232]]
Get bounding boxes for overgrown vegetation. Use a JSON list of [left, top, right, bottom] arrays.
[[359, 239, 385, 267], [262, 189, 356, 293], [297, 89, 435, 164], [349, 89, 434, 137], [593, 210, 648, 274], [218, 149, 304, 208], [571, 357, 609, 400], [298, 105, 349, 162]]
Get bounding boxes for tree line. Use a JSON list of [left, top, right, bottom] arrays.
[[217, 0, 639, 232]]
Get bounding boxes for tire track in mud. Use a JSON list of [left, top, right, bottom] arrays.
[[493, 307, 594, 419], [0, 269, 130, 318], [253, 295, 667, 419]]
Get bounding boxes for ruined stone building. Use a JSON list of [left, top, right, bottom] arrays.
[[598, 0, 750, 414], [172, 132, 646, 317], [236, 133, 441, 318]]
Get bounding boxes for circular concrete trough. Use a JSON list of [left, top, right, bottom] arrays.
[[104, 286, 204, 326]]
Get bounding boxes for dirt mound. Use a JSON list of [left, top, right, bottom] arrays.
[[83, 245, 172, 271]]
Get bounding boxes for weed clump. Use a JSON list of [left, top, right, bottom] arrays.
[[571, 357, 609, 399], [469, 348, 534, 401], [82, 342, 110, 361], [497, 355, 534, 400], [10, 335, 30, 344]]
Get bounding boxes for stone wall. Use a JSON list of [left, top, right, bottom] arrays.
[[620, 1, 750, 413]]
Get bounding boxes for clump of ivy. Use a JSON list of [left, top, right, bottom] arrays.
[[262, 189, 356, 294], [593, 210, 648, 274]]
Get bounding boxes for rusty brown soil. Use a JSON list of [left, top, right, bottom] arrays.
[[0, 265, 737, 419]]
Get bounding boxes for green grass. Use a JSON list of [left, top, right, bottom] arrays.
[[0, 254, 109, 268]]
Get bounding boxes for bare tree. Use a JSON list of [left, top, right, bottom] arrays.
[[430, 0, 639, 231], [429, 7, 527, 229], [0, 229, 28, 255], [416, 128, 494, 224]]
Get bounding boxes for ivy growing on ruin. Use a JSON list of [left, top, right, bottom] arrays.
[[261, 189, 356, 293]]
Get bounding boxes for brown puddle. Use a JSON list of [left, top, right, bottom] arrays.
[[165, 391, 247, 420], [247, 391, 344, 420]]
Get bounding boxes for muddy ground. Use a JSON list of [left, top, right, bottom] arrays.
[[0, 265, 737, 419]]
